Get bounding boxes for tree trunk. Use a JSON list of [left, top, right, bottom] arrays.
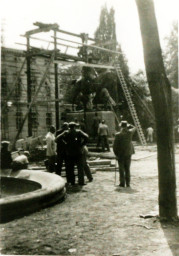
[[135, 0, 177, 218]]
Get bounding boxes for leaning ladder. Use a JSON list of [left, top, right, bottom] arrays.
[[115, 65, 147, 145]]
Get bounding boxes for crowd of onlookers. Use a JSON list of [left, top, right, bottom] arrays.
[[45, 113, 111, 186], [2, 112, 168, 188], [0, 113, 111, 186]]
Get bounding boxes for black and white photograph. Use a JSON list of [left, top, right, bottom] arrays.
[[0, 0, 179, 255]]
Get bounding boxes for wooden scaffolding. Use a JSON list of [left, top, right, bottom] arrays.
[[2, 22, 153, 146]]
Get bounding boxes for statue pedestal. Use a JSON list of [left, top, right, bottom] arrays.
[[66, 111, 115, 137]]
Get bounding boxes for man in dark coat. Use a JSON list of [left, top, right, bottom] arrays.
[[56, 122, 88, 185], [55, 122, 69, 176], [113, 121, 136, 187], [1, 141, 12, 169]]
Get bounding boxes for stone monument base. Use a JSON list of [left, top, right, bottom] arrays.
[[66, 111, 115, 137]]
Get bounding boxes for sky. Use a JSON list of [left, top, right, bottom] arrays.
[[0, 0, 178, 74]]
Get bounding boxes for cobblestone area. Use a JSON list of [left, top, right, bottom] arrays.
[[1, 149, 179, 256]]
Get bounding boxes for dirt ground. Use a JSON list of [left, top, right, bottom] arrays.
[[1, 145, 179, 256]]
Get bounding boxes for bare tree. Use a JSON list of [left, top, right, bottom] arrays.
[[135, 0, 177, 219]]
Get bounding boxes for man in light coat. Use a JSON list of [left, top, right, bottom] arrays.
[[46, 125, 57, 173]]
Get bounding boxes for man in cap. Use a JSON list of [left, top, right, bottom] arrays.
[[55, 122, 69, 176], [56, 122, 88, 185], [113, 121, 136, 187]]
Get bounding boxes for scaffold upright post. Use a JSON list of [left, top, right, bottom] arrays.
[[54, 30, 60, 130], [26, 36, 32, 136]]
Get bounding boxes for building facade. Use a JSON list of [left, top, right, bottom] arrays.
[[1, 47, 58, 143]]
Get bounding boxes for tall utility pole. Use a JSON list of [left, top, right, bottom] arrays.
[[54, 30, 59, 130], [26, 36, 32, 136], [136, 0, 177, 219]]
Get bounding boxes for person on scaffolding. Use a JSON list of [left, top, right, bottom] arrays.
[[113, 121, 136, 188]]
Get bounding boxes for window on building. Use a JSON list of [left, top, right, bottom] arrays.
[[46, 112, 52, 128], [1, 115, 9, 139], [31, 77, 36, 94], [31, 112, 38, 129], [16, 111, 23, 130], [1, 77, 7, 96], [45, 83, 51, 98], [15, 78, 22, 98]]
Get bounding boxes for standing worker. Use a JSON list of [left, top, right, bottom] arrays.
[[98, 120, 110, 152], [56, 122, 69, 176], [146, 126, 154, 143], [113, 121, 136, 187], [45, 125, 57, 173]]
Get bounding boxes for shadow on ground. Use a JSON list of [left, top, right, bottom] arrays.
[[114, 186, 138, 194], [161, 220, 179, 256], [66, 185, 83, 194]]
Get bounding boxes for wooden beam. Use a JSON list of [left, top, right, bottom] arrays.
[[54, 60, 115, 69], [54, 30, 60, 130], [53, 36, 121, 55], [57, 42, 78, 49], [57, 28, 95, 41], [25, 24, 59, 36]]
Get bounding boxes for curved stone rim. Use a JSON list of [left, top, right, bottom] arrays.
[[0, 170, 66, 223]]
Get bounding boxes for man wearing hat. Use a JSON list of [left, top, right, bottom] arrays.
[[1, 141, 12, 169], [56, 122, 88, 185], [113, 121, 136, 187], [55, 122, 69, 176]]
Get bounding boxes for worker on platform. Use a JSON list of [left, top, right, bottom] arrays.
[[98, 120, 110, 152]]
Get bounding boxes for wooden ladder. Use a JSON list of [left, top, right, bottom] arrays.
[[115, 65, 147, 145]]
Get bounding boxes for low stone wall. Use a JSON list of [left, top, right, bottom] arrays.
[[0, 170, 66, 223]]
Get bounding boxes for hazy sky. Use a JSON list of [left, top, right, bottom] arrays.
[[1, 0, 178, 73]]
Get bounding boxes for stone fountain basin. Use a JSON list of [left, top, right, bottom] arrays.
[[0, 170, 66, 223]]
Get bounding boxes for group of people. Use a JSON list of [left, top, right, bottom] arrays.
[[45, 116, 138, 189], [1, 115, 155, 189], [45, 122, 93, 186]]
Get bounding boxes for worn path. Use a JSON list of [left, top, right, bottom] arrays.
[[1, 147, 179, 256]]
